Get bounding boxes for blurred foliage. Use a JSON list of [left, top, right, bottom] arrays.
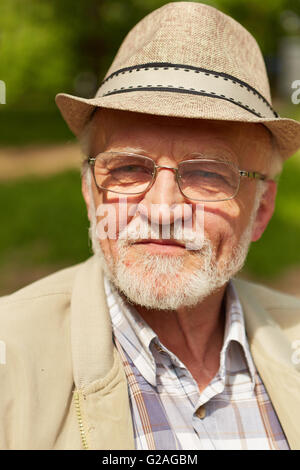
[[0, 0, 75, 110], [0, 0, 300, 112], [0, 109, 74, 145], [0, 107, 75, 146], [246, 151, 300, 278], [0, 0, 299, 144]]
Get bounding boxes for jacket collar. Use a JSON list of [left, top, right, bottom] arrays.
[[71, 254, 115, 389], [71, 255, 135, 450]]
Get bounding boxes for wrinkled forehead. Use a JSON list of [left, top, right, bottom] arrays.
[[88, 108, 273, 169]]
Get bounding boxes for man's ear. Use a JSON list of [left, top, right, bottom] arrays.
[[251, 180, 277, 242], [81, 174, 92, 222]]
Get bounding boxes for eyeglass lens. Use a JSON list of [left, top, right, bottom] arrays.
[[93, 153, 239, 201]]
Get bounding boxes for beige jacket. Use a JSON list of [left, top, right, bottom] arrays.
[[0, 255, 300, 450]]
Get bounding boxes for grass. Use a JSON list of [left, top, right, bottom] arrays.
[[0, 170, 91, 271]]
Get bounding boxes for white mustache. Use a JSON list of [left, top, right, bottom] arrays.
[[117, 214, 205, 251]]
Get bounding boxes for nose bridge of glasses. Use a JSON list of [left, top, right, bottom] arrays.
[[145, 163, 185, 209], [139, 164, 190, 225], [155, 164, 178, 172], [152, 164, 182, 192]]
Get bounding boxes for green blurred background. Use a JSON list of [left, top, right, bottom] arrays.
[[0, 0, 300, 295]]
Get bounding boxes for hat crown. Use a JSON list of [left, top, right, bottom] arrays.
[[55, 2, 300, 160], [103, 2, 271, 103]]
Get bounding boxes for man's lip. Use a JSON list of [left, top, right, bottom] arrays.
[[133, 239, 186, 248]]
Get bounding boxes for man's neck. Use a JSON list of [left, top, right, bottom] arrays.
[[133, 284, 227, 392]]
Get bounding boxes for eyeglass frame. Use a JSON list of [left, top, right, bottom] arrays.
[[87, 151, 267, 202]]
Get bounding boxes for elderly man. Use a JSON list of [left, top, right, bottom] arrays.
[[1, 2, 300, 451]]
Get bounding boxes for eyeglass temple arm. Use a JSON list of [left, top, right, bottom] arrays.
[[239, 170, 266, 181]]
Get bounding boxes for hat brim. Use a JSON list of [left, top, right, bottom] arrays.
[[55, 91, 300, 160]]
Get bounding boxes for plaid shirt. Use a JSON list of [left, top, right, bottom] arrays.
[[104, 275, 289, 450]]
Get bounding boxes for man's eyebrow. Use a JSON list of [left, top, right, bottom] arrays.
[[107, 146, 150, 155], [104, 147, 239, 163], [184, 152, 238, 163]]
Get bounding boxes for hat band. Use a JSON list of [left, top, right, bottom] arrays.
[[97, 63, 278, 119]]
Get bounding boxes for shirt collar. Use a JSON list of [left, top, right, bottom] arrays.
[[219, 281, 257, 388], [104, 275, 256, 389]]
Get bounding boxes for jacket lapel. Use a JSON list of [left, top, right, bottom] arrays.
[[234, 279, 300, 450], [71, 255, 135, 449]]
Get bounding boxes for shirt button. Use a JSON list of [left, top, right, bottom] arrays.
[[196, 405, 206, 419]]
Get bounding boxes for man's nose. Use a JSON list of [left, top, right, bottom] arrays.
[[137, 166, 192, 226]]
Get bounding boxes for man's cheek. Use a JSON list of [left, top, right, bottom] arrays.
[[204, 206, 242, 239], [95, 206, 118, 241], [204, 221, 239, 260], [99, 238, 119, 268]]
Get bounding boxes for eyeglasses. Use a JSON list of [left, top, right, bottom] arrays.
[[87, 152, 266, 202]]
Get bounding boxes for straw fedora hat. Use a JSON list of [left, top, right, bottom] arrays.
[[55, 1, 300, 160]]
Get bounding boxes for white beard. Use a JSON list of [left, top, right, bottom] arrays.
[[86, 169, 264, 310]]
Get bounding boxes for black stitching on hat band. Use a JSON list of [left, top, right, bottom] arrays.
[[102, 63, 276, 113], [101, 86, 263, 118], [98, 63, 278, 119]]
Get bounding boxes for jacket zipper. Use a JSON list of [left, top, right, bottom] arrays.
[[73, 390, 89, 450]]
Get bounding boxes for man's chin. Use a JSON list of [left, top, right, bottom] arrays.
[[95, 237, 250, 310], [109, 261, 222, 310]]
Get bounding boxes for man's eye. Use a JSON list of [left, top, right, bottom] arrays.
[[112, 165, 146, 172], [188, 170, 222, 179], [197, 171, 218, 177]]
